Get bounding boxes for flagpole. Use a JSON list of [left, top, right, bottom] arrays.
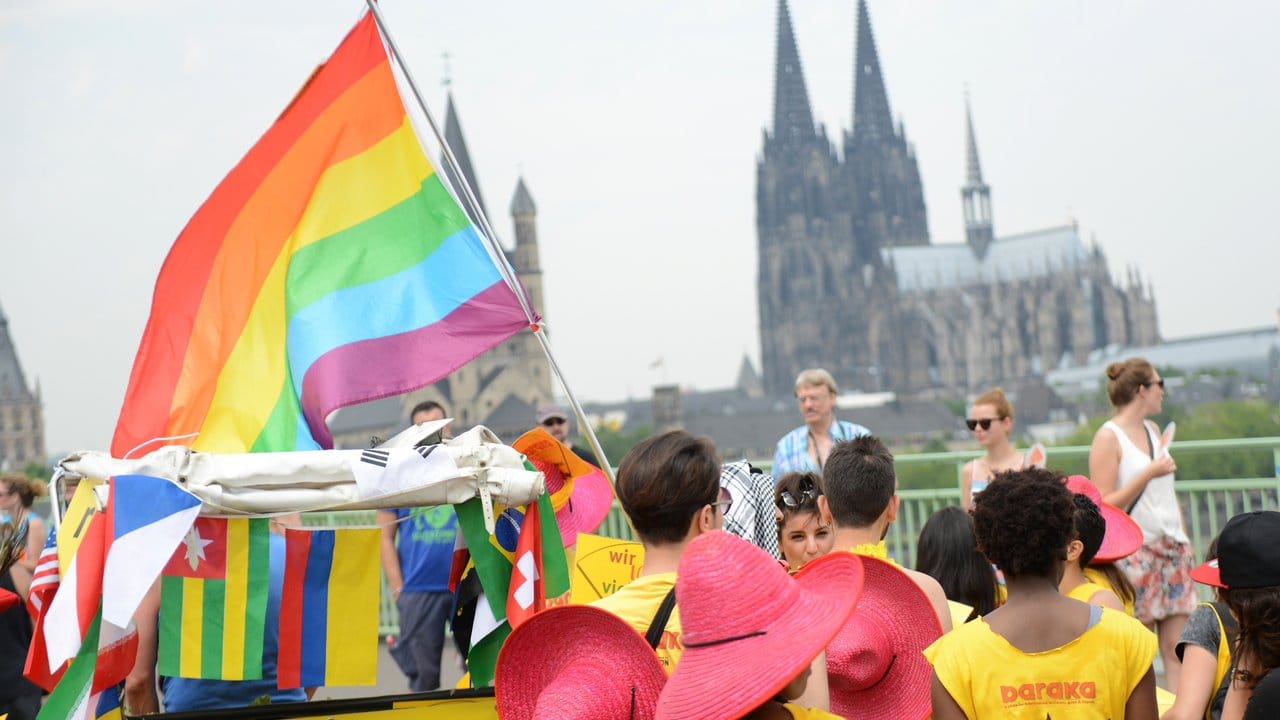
[[363, 0, 532, 322], [364, 1, 618, 486]]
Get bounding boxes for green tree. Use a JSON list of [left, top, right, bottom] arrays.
[[578, 424, 655, 469], [1053, 399, 1280, 481]]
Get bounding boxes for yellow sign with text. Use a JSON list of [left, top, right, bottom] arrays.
[[58, 479, 103, 574], [571, 532, 645, 604]]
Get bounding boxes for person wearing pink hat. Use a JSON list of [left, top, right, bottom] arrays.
[[1068, 476, 1140, 616], [495, 604, 667, 720], [591, 430, 727, 673], [816, 435, 948, 718], [656, 531, 863, 720], [1058, 476, 1145, 613], [926, 467, 1158, 719]]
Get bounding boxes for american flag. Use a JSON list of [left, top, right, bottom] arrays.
[[26, 526, 58, 620]]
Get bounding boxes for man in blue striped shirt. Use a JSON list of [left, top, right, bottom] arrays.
[[772, 368, 871, 477]]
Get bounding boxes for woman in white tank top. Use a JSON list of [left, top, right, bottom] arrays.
[[1088, 357, 1194, 691], [961, 387, 1038, 510]]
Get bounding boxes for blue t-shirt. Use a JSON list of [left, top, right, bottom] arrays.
[[395, 506, 458, 593], [161, 533, 307, 710]]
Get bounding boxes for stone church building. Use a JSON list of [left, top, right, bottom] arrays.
[[757, 0, 1160, 397], [0, 301, 46, 469]]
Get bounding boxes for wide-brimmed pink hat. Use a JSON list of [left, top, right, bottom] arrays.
[[656, 531, 864, 720], [513, 428, 614, 547], [495, 604, 666, 720], [812, 555, 941, 719], [1064, 475, 1144, 563]]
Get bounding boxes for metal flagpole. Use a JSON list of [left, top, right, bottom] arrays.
[[364, 0, 617, 485]]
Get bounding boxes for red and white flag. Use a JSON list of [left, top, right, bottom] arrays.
[[506, 501, 545, 630]]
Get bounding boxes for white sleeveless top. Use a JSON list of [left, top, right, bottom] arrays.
[[1103, 420, 1188, 544]]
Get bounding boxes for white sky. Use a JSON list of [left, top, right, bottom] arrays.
[[2, 1, 1278, 455]]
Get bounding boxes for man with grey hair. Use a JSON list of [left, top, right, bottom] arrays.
[[772, 368, 870, 477]]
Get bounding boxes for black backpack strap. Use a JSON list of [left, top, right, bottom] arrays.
[[645, 587, 679, 650]]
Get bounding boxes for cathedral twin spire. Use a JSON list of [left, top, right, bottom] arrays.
[[771, 0, 895, 145], [771, 0, 816, 144]]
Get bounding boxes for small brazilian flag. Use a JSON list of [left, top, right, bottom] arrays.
[[158, 517, 270, 679]]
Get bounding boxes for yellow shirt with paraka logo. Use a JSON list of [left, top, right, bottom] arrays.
[[924, 608, 1156, 718], [589, 573, 681, 673]]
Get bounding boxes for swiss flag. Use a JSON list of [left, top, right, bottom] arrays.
[[506, 501, 545, 630]]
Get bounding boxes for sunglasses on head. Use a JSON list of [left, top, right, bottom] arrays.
[[778, 475, 816, 509], [965, 417, 1002, 431]]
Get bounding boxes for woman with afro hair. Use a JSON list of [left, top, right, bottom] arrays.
[[924, 468, 1159, 719]]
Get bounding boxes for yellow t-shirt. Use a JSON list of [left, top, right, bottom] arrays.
[[924, 608, 1156, 718], [782, 703, 845, 719], [589, 573, 681, 673], [948, 599, 977, 627], [1065, 581, 1111, 605], [1083, 566, 1135, 616]]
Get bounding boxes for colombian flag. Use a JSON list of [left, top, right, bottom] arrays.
[[158, 517, 270, 680], [278, 527, 379, 688]]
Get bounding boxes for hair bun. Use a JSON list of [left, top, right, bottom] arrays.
[[1105, 362, 1125, 381]]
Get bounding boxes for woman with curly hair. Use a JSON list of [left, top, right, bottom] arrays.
[[773, 472, 834, 573], [925, 468, 1158, 719], [1189, 511, 1280, 720], [1089, 357, 1193, 688]]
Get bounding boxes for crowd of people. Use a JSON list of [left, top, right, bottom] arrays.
[[3, 355, 1280, 719]]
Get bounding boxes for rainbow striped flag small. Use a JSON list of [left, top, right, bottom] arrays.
[[158, 517, 270, 680], [277, 527, 380, 688]]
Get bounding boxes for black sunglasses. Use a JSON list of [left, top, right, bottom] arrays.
[[965, 417, 1003, 431], [1144, 379, 1165, 389]]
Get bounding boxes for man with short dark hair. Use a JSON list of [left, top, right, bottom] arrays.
[[819, 435, 951, 630], [591, 430, 726, 672], [376, 402, 457, 690], [534, 403, 599, 467]]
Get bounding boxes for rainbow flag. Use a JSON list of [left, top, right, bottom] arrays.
[[277, 527, 380, 688], [158, 518, 270, 680], [111, 11, 530, 456]]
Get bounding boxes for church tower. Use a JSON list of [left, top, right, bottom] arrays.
[[961, 96, 994, 259], [844, 0, 930, 259], [756, 0, 845, 395], [0, 300, 45, 469]]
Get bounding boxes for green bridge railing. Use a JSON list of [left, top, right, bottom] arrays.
[[309, 436, 1280, 635]]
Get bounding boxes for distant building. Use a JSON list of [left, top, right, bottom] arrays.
[[329, 94, 552, 448], [757, 0, 1160, 398], [1046, 324, 1280, 407], [0, 301, 46, 470]]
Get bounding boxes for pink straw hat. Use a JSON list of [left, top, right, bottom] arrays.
[[810, 555, 941, 719], [513, 428, 614, 547], [1064, 475, 1144, 563], [495, 604, 667, 720], [656, 531, 864, 720]]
